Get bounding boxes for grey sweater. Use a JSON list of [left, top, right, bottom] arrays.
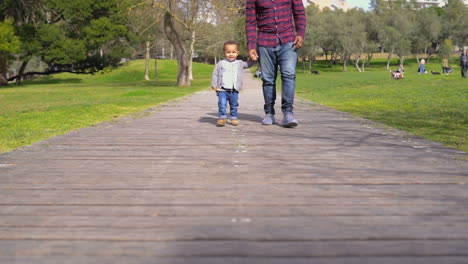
[[211, 59, 255, 91]]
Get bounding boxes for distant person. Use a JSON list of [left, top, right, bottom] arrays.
[[441, 57, 449, 74], [211, 40, 255, 127], [460, 50, 468, 78], [447, 65, 453, 74], [397, 63, 404, 73], [418, 59, 426, 74], [246, 0, 306, 128]]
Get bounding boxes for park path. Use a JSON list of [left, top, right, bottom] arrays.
[[1, 70, 468, 264]]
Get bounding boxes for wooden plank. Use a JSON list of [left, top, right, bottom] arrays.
[[1, 184, 468, 198], [1, 215, 468, 228], [1, 256, 467, 264], [2, 226, 468, 241], [2, 205, 468, 217], [1, 240, 467, 257], [1, 173, 468, 185], [1, 196, 467, 206]]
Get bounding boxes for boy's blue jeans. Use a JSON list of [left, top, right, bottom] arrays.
[[217, 89, 239, 119], [258, 42, 298, 115]]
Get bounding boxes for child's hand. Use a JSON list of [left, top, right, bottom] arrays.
[[211, 86, 217, 91]]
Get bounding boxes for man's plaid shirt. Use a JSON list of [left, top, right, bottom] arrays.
[[246, 0, 306, 51]]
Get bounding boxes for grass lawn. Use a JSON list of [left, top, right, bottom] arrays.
[[296, 58, 467, 152], [1, 57, 466, 153], [0, 60, 212, 153]]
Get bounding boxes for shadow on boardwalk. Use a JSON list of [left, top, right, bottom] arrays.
[[0, 70, 467, 264]]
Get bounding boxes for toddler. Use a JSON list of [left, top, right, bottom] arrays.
[[211, 40, 254, 126]]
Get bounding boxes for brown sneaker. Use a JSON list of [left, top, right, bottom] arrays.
[[216, 118, 226, 126], [231, 119, 239, 126]]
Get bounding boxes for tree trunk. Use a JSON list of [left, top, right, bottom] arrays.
[[354, 56, 362, 72], [163, 12, 190, 86], [328, 51, 334, 68], [15, 60, 29, 85], [154, 56, 158, 81], [365, 52, 373, 67], [309, 56, 315, 73], [302, 57, 306, 73], [0, 56, 8, 86], [398, 56, 405, 65], [145, 40, 151, 81], [188, 30, 195, 81], [386, 47, 394, 70]]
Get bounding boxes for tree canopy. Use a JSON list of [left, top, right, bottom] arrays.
[[1, 0, 468, 86]]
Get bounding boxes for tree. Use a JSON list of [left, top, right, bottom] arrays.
[[441, 0, 468, 50], [338, 9, 367, 72], [163, 9, 190, 86], [309, 8, 341, 67], [153, 0, 242, 86], [127, 0, 163, 81], [411, 7, 441, 62], [362, 12, 381, 68], [0, 20, 21, 85], [6, 0, 133, 83], [0, 0, 48, 84], [375, 1, 415, 69], [302, 4, 321, 73]]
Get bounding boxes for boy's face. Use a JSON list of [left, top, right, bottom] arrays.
[[224, 44, 239, 61]]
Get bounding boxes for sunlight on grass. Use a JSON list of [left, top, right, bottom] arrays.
[[0, 60, 212, 153], [296, 58, 467, 151], [1, 57, 466, 153]]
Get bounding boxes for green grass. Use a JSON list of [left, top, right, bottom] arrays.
[[296, 58, 468, 152], [0, 60, 212, 153], [1, 57, 466, 153]]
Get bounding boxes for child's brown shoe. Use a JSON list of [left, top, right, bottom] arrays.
[[231, 119, 239, 126], [216, 118, 226, 126]]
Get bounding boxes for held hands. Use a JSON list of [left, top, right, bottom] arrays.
[[249, 49, 259, 61], [294, 36, 304, 49]]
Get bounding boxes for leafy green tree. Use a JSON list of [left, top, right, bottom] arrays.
[[411, 7, 441, 63], [339, 9, 367, 72], [6, 0, 133, 83], [375, 1, 415, 69], [361, 12, 380, 68], [310, 8, 342, 67], [0, 20, 21, 85], [441, 0, 468, 50], [0, 0, 47, 84], [301, 4, 321, 73], [439, 39, 454, 59], [127, 1, 163, 81], [153, 0, 242, 86]]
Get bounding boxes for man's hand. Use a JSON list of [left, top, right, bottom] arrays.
[[294, 36, 304, 49], [211, 86, 217, 91], [249, 49, 259, 61]]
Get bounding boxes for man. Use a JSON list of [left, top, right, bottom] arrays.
[[460, 49, 468, 78], [246, 0, 306, 128]]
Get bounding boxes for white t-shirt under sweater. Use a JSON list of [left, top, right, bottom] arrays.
[[221, 59, 239, 90]]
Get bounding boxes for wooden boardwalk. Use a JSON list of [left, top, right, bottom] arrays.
[[1, 70, 468, 264]]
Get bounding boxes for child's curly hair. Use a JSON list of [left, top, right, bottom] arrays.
[[223, 40, 239, 51]]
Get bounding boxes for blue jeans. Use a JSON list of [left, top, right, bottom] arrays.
[[258, 42, 298, 115], [217, 89, 239, 119]]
